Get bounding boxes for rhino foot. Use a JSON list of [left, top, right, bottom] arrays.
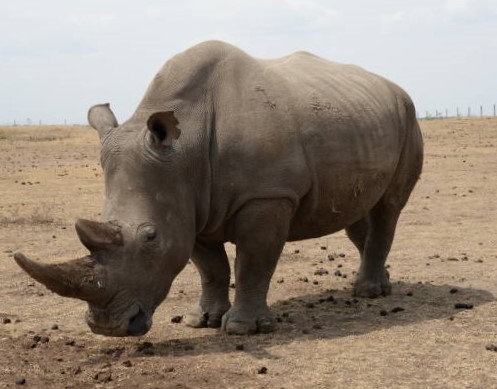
[[353, 271, 391, 298], [184, 303, 230, 328], [221, 306, 276, 335]]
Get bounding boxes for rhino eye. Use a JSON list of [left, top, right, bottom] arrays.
[[139, 225, 157, 243]]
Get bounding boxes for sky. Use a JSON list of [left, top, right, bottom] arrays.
[[1, 0, 496, 124]]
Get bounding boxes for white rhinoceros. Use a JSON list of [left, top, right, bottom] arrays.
[[15, 41, 423, 336]]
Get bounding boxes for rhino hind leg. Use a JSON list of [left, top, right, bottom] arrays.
[[221, 199, 293, 335], [350, 194, 410, 298], [184, 242, 231, 328]]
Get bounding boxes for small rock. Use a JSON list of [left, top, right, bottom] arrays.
[[328, 255, 335, 261], [380, 310, 388, 316], [235, 344, 245, 351], [94, 371, 112, 383], [230, 283, 236, 289], [314, 268, 329, 276], [65, 340, 75, 346], [276, 278, 284, 283], [122, 360, 133, 367], [294, 249, 300, 254], [171, 315, 183, 324], [334, 270, 342, 277], [164, 366, 175, 373], [51, 324, 59, 330], [40, 336, 50, 344], [454, 303, 473, 309], [391, 307, 405, 313], [485, 344, 497, 352], [302, 328, 311, 334], [305, 302, 315, 309], [450, 288, 459, 294], [15, 378, 26, 386], [406, 292, 413, 297], [72, 365, 82, 375], [339, 253, 346, 258], [320, 246, 327, 250], [3, 317, 11, 324], [257, 366, 268, 374]]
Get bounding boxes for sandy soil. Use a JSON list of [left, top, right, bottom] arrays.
[[1, 118, 496, 388]]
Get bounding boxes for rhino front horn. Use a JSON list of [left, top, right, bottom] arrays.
[[13, 252, 106, 303]]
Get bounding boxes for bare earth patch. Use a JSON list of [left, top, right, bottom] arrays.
[[1, 119, 496, 388]]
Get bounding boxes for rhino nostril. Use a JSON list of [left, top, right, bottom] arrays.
[[127, 308, 149, 336]]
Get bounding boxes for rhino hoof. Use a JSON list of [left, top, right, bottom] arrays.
[[221, 308, 276, 335], [184, 305, 227, 328], [353, 279, 392, 298]]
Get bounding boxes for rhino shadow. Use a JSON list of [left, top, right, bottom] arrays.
[[139, 281, 495, 358]]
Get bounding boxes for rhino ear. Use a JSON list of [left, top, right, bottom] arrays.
[[146, 111, 181, 147], [88, 103, 119, 141]]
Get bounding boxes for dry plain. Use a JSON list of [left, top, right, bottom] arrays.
[[0, 118, 496, 388]]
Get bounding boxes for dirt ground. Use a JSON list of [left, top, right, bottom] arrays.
[[0, 117, 496, 388]]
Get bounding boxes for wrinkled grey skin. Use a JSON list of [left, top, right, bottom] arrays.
[[14, 41, 423, 336]]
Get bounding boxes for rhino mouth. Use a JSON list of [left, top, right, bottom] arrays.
[[85, 304, 153, 337]]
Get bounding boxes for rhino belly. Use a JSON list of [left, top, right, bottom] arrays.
[[287, 166, 393, 241]]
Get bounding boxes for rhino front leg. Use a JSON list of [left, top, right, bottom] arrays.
[[221, 199, 292, 335], [184, 242, 231, 328]]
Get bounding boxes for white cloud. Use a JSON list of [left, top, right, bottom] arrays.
[[446, 0, 470, 13]]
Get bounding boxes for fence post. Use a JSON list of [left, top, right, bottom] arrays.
[[445, 109, 448, 118], [494, 104, 496, 117], [468, 107, 471, 117], [480, 105, 483, 117], [456, 107, 460, 117]]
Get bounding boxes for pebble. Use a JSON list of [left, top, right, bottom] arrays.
[[15, 378, 26, 386], [122, 360, 133, 367], [391, 307, 405, 313], [454, 303, 473, 309], [171, 315, 183, 324], [3, 317, 11, 324], [235, 344, 245, 351], [257, 366, 268, 374], [380, 310, 388, 316], [94, 371, 112, 383], [450, 288, 459, 294], [485, 344, 497, 352], [314, 268, 329, 276], [51, 324, 59, 330]]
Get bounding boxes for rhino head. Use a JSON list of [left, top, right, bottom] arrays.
[[14, 104, 196, 336]]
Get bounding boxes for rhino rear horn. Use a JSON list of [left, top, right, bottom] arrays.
[[13, 252, 106, 303], [76, 219, 123, 253]]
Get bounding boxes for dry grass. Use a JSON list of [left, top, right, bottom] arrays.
[[0, 125, 84, 143], [0, 204, 59, 226]]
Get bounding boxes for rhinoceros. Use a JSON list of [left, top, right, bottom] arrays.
[[14, 41, 423, 336]]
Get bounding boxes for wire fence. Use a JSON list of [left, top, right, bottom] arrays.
[[420, 104, 497, 120], [3, 103, 497, 125]]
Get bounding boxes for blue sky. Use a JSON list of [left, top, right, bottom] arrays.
[[1, 0, 496, 124]]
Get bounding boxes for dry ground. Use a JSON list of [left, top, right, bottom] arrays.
[[0, 118, 496, 388]]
